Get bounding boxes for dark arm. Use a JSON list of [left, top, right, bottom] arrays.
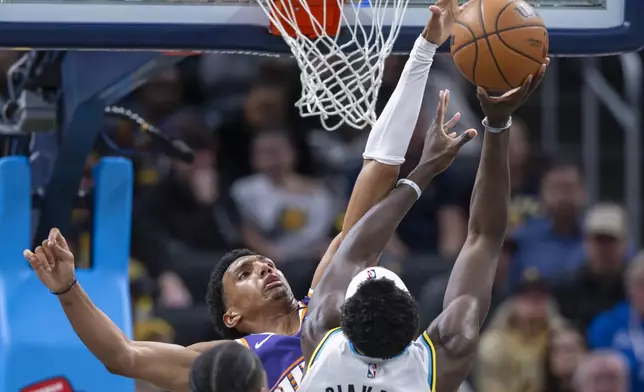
[[427, 129, 510, 392], [58, 283, 228, 392], [301, 161, 441, 363]]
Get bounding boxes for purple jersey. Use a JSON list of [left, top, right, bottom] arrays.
[[235, 290, 311, 391]]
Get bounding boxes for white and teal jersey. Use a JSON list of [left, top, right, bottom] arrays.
[[300, 328, 436, 392]]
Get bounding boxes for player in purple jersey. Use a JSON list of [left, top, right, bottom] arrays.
[[23, 5, 464, 392]]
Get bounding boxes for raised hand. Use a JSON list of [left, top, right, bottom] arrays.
[[478, 59, 550, 127], [420, 89, 477, 174], [23, 228, 76, 294], [422, 0, 472, 46]]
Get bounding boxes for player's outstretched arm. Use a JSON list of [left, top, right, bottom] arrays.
[[309, 0, 467, 290], [302, 90, 476, 363], [426, 60, 549, 392], [23, 228, 226, 392]]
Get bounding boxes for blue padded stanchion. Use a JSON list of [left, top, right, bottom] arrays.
[[0, 157, 31, 391], [0, 157, 134, 392]]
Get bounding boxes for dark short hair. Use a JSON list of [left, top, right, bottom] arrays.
[[206, 248, 258, 339], [341, 279, 419, 359], [190, 341, 265, 392]]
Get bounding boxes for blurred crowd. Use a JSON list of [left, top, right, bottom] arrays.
[[56, 53, 644, 392]]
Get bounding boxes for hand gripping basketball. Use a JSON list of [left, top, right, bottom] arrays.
[[450, 0, 549, 91], [422, 0, 472, 46], [23, 228, 76, 294], [420, 89, 477, 174], [477, 59, 549, 127]]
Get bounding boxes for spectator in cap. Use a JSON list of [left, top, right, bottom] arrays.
[[475, 269, 566, 392], [587, 253, 644, 392], [190, 341, 267, 392], [552, 203, 630, 331]]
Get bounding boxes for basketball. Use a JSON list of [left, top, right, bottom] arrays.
[[450, 0, 549, 92]]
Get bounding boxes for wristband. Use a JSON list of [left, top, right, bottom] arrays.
[[51, 278, 77, 295], [396, 178, 422, 200], [482, 116, 512, 133]]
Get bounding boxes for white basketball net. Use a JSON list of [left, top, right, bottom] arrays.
[[255, 0, 412, 130]]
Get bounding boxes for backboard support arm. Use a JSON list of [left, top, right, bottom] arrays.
[[33, 51, 185, 246]]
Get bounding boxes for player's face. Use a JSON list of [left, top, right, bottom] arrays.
[[222, 255, 294, 318]]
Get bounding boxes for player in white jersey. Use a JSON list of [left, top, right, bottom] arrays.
[[301, 54, 550, 392], [303, 267, 437, 392]]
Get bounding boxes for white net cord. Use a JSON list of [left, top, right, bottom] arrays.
[[255, 0, 411, 130]]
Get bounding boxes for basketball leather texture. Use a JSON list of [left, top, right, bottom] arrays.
[[450, 0, 549, 92]]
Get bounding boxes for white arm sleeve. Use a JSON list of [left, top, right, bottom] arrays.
[[362, 36, 438, 165]]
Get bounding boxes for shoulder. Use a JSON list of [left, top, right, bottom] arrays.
[[412, 331, 437, 365], [307, 328, 344, 367], [301, 289, 314, 306], [588, 302, 630, 332], [587, 302, 630, 348]]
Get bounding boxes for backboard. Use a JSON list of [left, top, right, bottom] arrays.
[[0, 0, 641, 55]]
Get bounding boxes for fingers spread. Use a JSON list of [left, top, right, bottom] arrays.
[[444, 112, 461, 129], [435, 90, 448, 123], [455, 129, 478, 148]]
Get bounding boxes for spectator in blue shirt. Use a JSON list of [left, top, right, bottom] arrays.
[[509, 160, 586, 286], [587, 253, 644, 392]]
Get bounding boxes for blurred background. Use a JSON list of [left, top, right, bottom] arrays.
[[3, 47, 643, 392]]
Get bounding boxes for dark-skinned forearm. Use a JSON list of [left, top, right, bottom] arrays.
[[58, 283, 134, 373], [443, 130, 510, 319], [337, 162, 440, 265], [467, 130, 510, 239]]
